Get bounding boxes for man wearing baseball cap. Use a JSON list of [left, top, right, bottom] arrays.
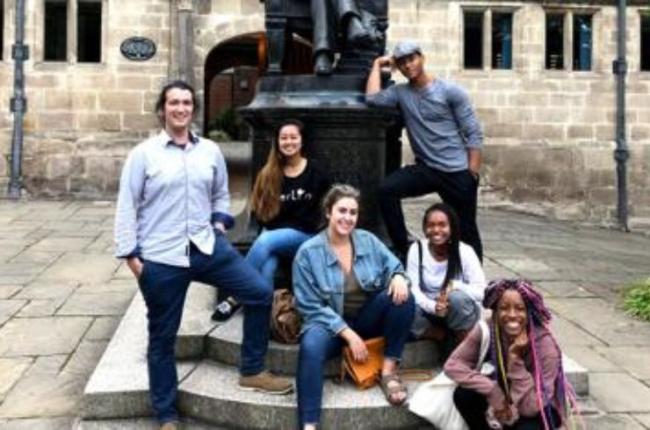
[[366, 41, 484, 262]]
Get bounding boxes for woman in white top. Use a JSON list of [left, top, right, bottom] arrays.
[[407, 202, 486, 346]]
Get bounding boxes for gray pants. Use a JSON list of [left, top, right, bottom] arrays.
[[411, 289, 481, 338]]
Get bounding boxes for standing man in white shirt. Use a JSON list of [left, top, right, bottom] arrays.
[[114, 80, 293, 430]]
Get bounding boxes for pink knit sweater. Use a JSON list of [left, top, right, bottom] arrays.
[[444, 321, 561, 423]]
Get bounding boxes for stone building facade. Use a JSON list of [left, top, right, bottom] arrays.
[[0, 0, 649, 227]]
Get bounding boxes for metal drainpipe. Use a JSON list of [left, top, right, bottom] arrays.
[[7, 0, 27, 199], [613, 0, 630, 231]]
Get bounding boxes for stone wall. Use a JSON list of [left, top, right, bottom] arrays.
[[386, 1, 650, 225], [0, 0, 173, 196], [0, 0, 648, 227]]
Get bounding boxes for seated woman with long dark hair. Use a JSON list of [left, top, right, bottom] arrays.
[[407, 202, 486, 345], [212, 119, 330, 321], [444, 279, 578, 430], [293, 184, 415, 430]]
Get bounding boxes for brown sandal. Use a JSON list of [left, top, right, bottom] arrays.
[[379, 374, 407, 406]]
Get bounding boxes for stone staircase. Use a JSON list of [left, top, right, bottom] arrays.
[[81, 284, 589, 429]]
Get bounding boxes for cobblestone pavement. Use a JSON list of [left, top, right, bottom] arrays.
[[0, 198, 649, 429]]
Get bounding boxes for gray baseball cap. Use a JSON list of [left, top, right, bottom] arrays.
[[392, 41, 422, 60]]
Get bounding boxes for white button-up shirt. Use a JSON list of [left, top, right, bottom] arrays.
[[114, 130, 233, 267]]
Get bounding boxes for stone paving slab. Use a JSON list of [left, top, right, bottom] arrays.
[[547, 297, 650, 347], [57, 290, 135, 316], [16, 298, 67, 317], [548, 314, 606, 347], [0, 358, 32, 402], [536, 280, 599, 298], [0, 357, 87, 418], [63, 340, 109, 377], [590, 372, 650, 413], [76, 280, 136, 295], [0, 274, 37, 286], [37, 253, 120, 284], [0, 286, 22, 299], [15, 282, 77, 299], [0, 316, 92, 356], [77, 417, 226, 429], [30, 237, 95, 252], [482, 258, 520, 279], [633, 414, 650, 428], [582, 413, 647, 430], [0, 300, 27, 326], [85, 317, 121, 341], [560, 345, 620, 373], [8, 250, 63, 267], [0, 262, 45, 276], [594, 346, 650, 380], [0, 417, 77, 430]]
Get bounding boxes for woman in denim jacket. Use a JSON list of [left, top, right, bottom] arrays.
[[293, 184, 416, 430]]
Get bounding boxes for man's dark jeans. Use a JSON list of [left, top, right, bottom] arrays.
[[138, 233, 272, 424], [378, 163, 483, 260]]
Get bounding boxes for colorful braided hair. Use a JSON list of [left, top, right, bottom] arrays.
[[483, 279, 583, 430]]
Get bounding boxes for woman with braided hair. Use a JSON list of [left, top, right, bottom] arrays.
[[444, 279, 579, 430]]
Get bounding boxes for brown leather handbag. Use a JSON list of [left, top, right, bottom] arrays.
[[340, 337, 385, 389], [270, 289, 302, 344]]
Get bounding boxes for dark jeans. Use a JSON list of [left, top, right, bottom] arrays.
[[453, 386, 561, 430], [378, 163, 483, 260], [138, 234, 272, 424], [296, 290, 415, 426]]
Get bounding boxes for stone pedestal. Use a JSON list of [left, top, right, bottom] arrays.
[[232, 75, 400, 245]]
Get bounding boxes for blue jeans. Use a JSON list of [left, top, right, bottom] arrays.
[[246, 228, 312, 285], [296, 290, 415, 426], [414, 289, 481, 334], [138, 234, 272, 424]]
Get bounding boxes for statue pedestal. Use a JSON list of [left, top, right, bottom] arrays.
[[231, 75, 400, 246]]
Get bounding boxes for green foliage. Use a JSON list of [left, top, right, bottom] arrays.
[[208, 108, 244, 141], [622, 278, 650, 322]]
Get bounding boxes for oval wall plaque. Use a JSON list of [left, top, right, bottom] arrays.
[[120, 37, 157, 61]]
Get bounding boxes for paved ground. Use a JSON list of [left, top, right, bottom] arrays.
[[0, 198, 649, 429]]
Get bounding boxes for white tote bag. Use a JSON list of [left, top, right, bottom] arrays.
[[408, 320, 491, 430]]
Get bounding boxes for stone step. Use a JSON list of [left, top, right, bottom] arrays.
[[205, 312, 442, 377], [178, 360, 425, 429], [82, 283, 589, 428]]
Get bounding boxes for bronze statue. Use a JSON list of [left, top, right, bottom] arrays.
[[310, 0, 373, 74], [261, 0, 388, 75]]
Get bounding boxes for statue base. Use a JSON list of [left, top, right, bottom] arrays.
[[231, 75, 401, 246]]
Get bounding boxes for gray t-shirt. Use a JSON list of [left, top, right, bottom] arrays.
[[367, 79, 483, 172]]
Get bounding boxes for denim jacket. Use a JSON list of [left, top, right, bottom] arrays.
[[292, 229, 405, 336]]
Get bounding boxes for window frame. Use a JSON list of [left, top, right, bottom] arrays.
[[77, 0, 103, 63], [572, 13, 593, 72], [543, 7, 598, 74], [0, 0, 5, 61], [461, 6, 519, 72], [640, 10, 650, 73], [38, 0, 107, 65]]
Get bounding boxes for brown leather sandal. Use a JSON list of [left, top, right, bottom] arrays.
[[379, 374, 407, 406]]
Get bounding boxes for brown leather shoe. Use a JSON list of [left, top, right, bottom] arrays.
[[160, 422, 178, 430], [239, 370, 294, 394]]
